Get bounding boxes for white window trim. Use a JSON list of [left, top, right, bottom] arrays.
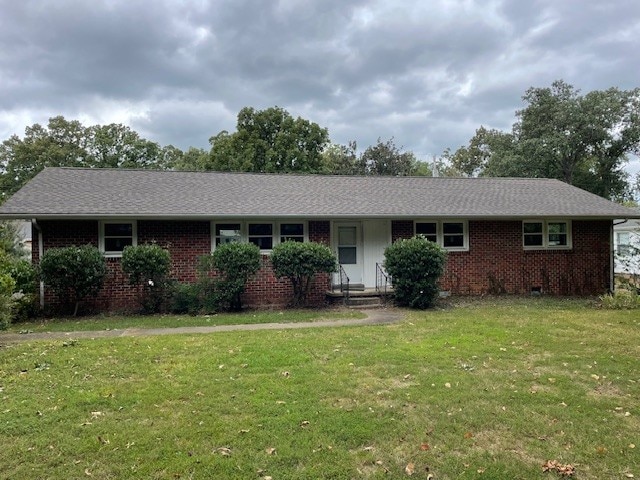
[[99, 220, 138, 257], [522, 220, 572, 250], [211, 220, 309, 253], [414, 219, 469, 252]]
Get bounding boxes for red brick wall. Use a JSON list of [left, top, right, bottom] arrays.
[[391, 219, 611, 295], [34, 218, 611, 313], [35, 219, 333, 312]]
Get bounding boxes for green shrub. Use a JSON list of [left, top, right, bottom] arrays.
[[122, 244, 172, 313], [199, 242, 261, 311], [0, 253, 38, 321], [600, 289, 640, 309], [384, 236, 447, 309], [170, 282, 201, 315], [0, 273, 16, 330], [39, 245, 107, 316], [270, 241, 337, 307]]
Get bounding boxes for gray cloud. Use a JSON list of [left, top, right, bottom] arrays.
[[0, 0, 638, 174]]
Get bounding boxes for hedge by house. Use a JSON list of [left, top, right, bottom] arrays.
[[384, 235, 447, 309]]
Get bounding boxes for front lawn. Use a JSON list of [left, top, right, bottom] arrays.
[[0, 298, 638, 479]]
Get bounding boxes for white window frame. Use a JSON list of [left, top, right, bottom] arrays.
[[211, 220, 308, 253], [99, 220, 137, 257], [522, 220, 572, 250], [414, 220, 469, 251]]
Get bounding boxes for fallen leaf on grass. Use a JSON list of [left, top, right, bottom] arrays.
[[405, 462, 415, 476], [265, 447, 276, 455], [215, 447, 232, 456], [85, 468, 92, 476], [542, 460, 575, 476], [420, 443, 430, 451], [464, 432, 474, 439], [300, 420, 310, 428]]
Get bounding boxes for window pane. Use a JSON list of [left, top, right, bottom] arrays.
[[338, 227, 356, 245], [249, 236, 273, 250], [617, 232, 630, 244], [443, 235, 464, 247], [216, 223, 241, 244], [523, 222, 543, 234], [281, 236, 304, 243], [216, 224, 241, 236], [104, 223, 132, 236], [280, 223, 304, 236], [524, 234, 543, 246], [416, 222, 437, 235], [548, 222, 567, 234], [105, 237, 132, 252], [443, 222, 463, 234], [548, 234, 567, 246], [249, 224, 273, 236], [338, 246, 357, 264]]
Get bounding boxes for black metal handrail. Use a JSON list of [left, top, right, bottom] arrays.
[[375, 263, 391, 300], [339, 264, 350, 304]]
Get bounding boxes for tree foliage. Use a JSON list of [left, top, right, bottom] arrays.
[[39, 245, 107, 316], [357, 137, 421, 176], [270, 241, 337, 307], [184, 106, 330, 174], [0, 116, 177, 202], [449, 80, 640, 199], [384, 236, 447, 309]]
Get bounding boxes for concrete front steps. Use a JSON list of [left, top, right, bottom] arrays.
[[326, 287, 394, 308]]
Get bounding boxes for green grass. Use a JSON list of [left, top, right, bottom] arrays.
[[1, 298, 639, 479], [7, 308, 366, 333]]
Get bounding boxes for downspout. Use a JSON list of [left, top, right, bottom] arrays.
[[610, 219, 629, 294], [31, 219, 45, 309]]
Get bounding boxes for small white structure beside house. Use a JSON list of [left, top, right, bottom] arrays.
[[614, 217, 640, 275]]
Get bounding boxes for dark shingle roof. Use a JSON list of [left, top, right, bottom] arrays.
[[0, 167, 638, 219]]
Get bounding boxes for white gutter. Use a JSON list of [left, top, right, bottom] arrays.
[[31, 219, 45, 309]]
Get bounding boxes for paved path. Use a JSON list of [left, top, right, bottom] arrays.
[[0, 309, 405, 345]]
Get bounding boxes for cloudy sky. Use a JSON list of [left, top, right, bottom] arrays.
[[1, 0, 639, 174]]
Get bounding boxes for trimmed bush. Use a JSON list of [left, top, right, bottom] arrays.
[[39, 245, 107, 316], [384, 236, 447, 309], [199, 242, 261, 311], [122, 244, 172, 313], [270, 241, 337, 307], [0, 253, 38, 321], [0, 273, 16, 330]]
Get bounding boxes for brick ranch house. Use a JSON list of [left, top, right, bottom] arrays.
[[1, 167, 639, 312]]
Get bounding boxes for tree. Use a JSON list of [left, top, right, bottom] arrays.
[[173, 146, 210, 170], [321, 142, 360, 175], [86, 123, 167, 169], [270, 241, 337, 307], [207, 106, 330, 173], [0, 116, 176, 203], [357, 137, 419, 176], [449, 81, 640, 200], [384, 236, 447, 309], [39, 245, 107, 316]]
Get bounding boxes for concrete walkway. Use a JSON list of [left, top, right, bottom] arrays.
[[0, 309, 405, 345]]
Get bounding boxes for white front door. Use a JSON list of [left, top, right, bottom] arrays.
[[334, 222, 363, 285]]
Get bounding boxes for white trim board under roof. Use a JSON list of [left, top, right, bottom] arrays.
[[0, 167, 638, 220]]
